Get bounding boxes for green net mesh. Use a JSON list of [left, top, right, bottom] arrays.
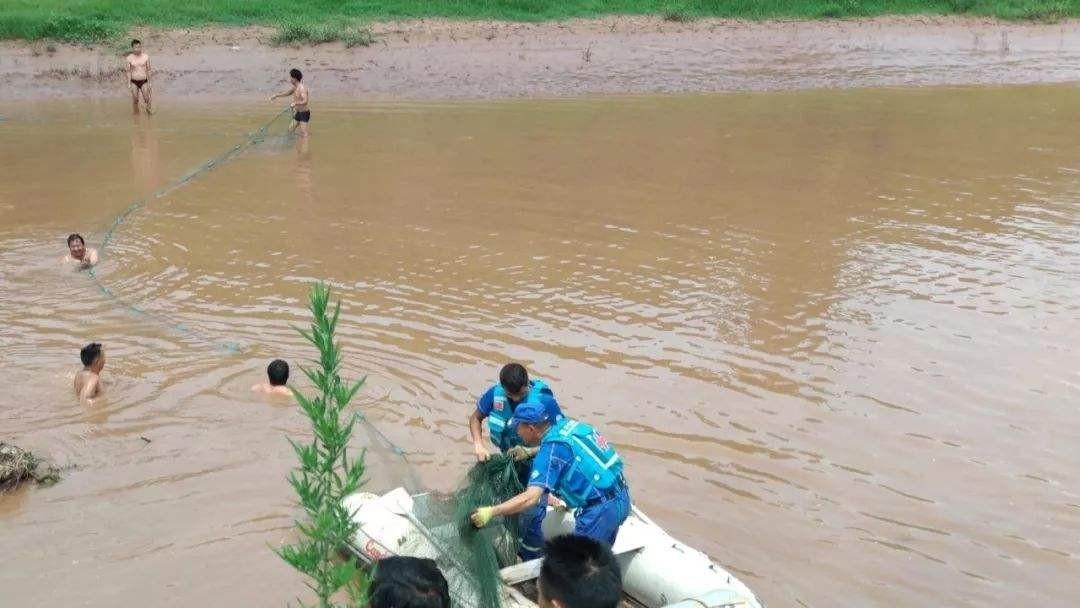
[[453, 456, 525, 594], [403, 454, 525, 608]]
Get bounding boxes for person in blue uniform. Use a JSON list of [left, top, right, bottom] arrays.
[[468, 362, 562, 462], [468, 362, 564, 558], [470, 400, 632, 556]]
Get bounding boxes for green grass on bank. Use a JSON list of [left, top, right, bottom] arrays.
[[1, 0, 1077, 43]]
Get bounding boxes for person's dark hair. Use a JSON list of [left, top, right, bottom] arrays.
[[369, 556, 450, 608], [267, 359, 289, 386], [539, 535, 622, 608], [80, 343, 102, 367], [131, 39, 141, 47], [290, 68, 303, 81], [67, 233, 85, 246], [499, 362, 529, 394]]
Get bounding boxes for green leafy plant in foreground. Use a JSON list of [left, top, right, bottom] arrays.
[[278, 282, 368, 608]]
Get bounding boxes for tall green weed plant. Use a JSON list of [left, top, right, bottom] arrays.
[[278, 283, 368, 608]]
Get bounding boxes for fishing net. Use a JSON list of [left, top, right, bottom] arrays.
[[450, 455, 525, 605], [392, 454, 525, 608], [79, 106, 528, 608], [88, 107, 295, 353]]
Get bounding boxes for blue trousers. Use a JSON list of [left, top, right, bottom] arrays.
[[519, 486, 631, 560], [518, 499, 549, 560], [575, 486, 632, 545], [515, 462, 549, 559]]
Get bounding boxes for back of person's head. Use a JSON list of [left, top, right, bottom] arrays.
[[267, 359, 289, 386], [290, 68, 303, 81], [67, 233, 84, 246], [499, 362, 529, 394], [80, 342, 102, 367], [539, 535, 622, 608], [369, 556, 450, 608]]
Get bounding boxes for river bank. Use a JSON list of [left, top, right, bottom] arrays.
[[2, 16, 1080, 101]]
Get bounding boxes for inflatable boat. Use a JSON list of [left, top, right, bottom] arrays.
[[344, 488, 764, 608]]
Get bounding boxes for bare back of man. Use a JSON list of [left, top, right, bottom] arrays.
[[74, 369, 102, 401], [75, 343, 106, 405], [126, 39, 152, 115], [251, 383, 293, 397]]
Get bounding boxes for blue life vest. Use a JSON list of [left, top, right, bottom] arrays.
[[540, 418, 624, 509], [488, 379, 551, 451]]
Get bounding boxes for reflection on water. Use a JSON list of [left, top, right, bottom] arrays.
[[1, 89, 1079, 608], [130, 114, 161, 198], [294, 136, 313, 205]]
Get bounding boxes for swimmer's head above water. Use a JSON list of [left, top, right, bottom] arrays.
[[80, 342, 105, 372], [254, 359, 291, 396], [267, 359, 289, 386], [67, 233, 86, 259], [65, 233, 99, 267]]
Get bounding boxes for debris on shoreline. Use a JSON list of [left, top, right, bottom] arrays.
[[0, 443, 62, 492]]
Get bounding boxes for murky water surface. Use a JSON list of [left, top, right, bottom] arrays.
[[1, 89, 1078, 607]]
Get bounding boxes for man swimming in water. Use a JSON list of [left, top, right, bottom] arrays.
[[126, 39, 152, 115], [252, 359, 293, 396], [75, 342, 106, 404], [63, 233, 98, 268], [270, 68, 310, 137]]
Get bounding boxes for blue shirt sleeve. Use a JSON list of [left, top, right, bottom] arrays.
[[527, 442, 572, 492], [476, 385, 496, 417]]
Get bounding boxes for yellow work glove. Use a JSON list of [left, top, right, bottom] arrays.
[[507, 445, 538, 462], [470, 506, 495, 528]]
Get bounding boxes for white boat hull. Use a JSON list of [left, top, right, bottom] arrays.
[[344, 488, 764, 608]]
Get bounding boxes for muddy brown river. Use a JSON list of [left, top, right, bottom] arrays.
[[1, 87, 1078, 607]]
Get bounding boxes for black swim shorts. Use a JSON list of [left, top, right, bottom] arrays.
[[294, 110, 311, 123]]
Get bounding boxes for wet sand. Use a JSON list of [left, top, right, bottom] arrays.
[[4, 17, 1080, 100]]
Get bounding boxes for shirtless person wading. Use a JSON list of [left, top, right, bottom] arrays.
[[75, 342, 106, 404], [126, 39, 152, 115], [63, 233, 98, 268], [270, 68, 311, 137]]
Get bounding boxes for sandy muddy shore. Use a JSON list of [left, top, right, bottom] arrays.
[[2, 16, 1080, 101]]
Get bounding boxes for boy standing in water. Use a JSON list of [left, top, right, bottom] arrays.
[[252, 359, 292, 396], [270, 68, 310, 137], [75, 343, 106, 404], [126, 39, 152, 115]]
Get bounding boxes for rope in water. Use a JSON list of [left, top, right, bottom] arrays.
[[85, 107, 419, 474], [87, 107, 292, 353]]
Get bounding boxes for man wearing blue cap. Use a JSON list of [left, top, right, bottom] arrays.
[[469, 362, 565, 558], [470, 400, 632, 556]]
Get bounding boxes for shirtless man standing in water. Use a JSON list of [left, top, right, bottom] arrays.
[[75, 343, 106, 404], [270, 68, 310, 137], [126, 39, 152, 115]]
